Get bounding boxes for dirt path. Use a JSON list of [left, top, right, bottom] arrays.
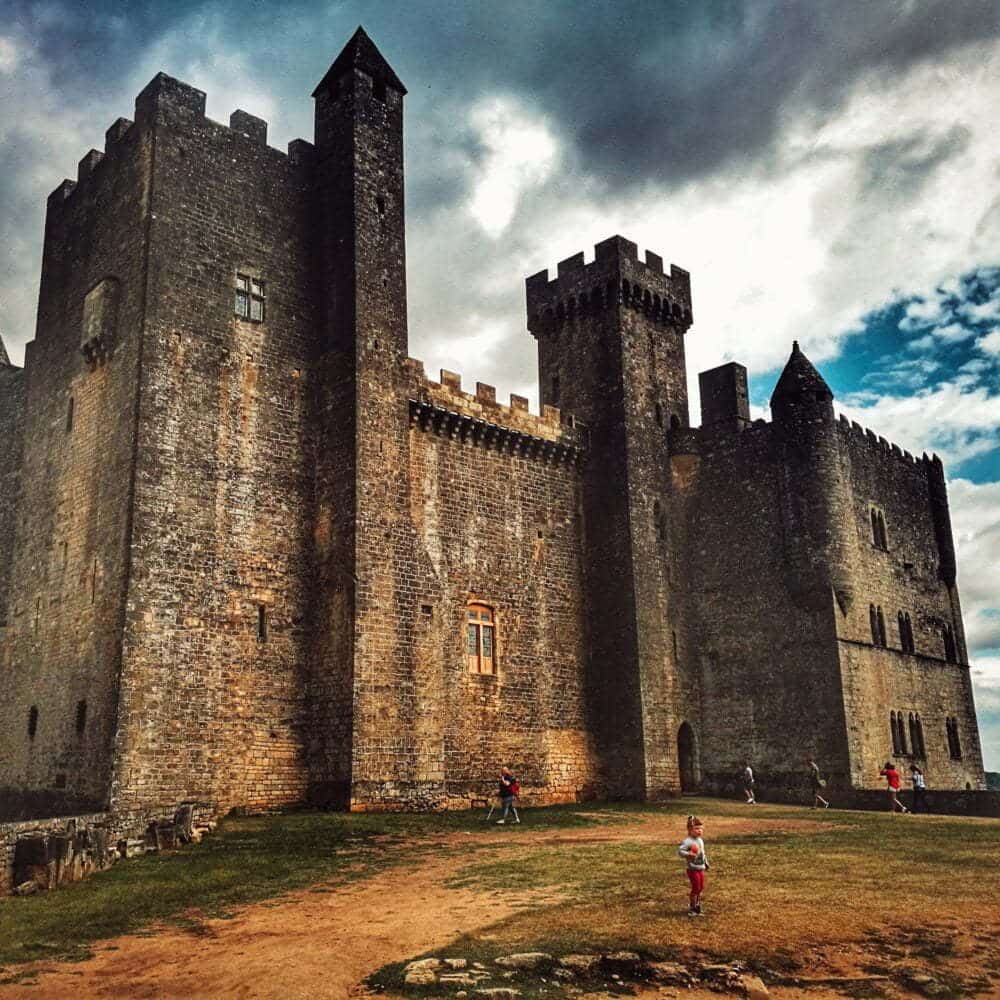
[[0, 813, 981, 1000]]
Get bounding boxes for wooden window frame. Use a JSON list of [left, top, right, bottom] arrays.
[[235, 273, 266, 323], [466, 603, 497, 675]]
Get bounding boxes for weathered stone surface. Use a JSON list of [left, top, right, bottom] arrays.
[[738, 973, 770, 999], [558, 955, 601, 972], [649, 961, 694, 985], [495, 953, 552, 969], [404, 969, 438, 986]]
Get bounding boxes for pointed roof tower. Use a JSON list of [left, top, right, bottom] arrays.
[[313, 26, 407, 98], [771, 340, 833, 406], [0, 331, 13, 368]]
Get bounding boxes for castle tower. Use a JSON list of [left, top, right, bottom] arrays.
[[526, 237, 694, 798], [771, 341, 858, 614], [309, 28, 414, 806]]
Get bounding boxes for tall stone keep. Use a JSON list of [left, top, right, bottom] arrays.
[[526, 239, 695, 798]]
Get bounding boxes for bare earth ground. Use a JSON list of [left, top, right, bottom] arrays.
[[1, 812, 996, 1000]]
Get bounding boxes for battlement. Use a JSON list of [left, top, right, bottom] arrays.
[[526, 235, 692, 336], [835, 413, 930, 470], [46, 74, 315, 214], [405, 359, 585, 463]]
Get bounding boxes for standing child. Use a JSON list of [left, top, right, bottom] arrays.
[[677, 815, 709, 916], [742, 762, 756, 804]]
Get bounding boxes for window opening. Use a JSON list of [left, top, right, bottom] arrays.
[[257, 605, 268, 643], [376, 196, 386, 217], [75, 700, 87, 735], [28, 706, 38, 739], [672, 629, 679, 663], [908, 712, 924, 758], [946, 717, 962, 759], [235, 274, 265, 322], [466, 603, 496, 675], [870, 604, 887, 647], [670, 414, 681, 430], [655, 402, 663, 427], [870, 506, 888, 550], [67, 397, 74, 433], [373, 79, 387, 102], [890, 711, 900, 755], [942, 624, 957, 663], [898, 611, 914, 654]]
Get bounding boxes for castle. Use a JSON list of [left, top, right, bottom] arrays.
[[0, 28, 985, 823]]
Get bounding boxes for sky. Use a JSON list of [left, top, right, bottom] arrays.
[[1, 1, 998, 769]]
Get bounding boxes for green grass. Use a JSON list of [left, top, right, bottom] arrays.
[[0, 804, 605, 968], [368, 797, 1000, 997]]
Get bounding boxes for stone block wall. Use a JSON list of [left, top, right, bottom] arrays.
[[0, 113, 152, 810], [109, 77, 318, 816], [672, 421, 852, 791], [0, 363, 26, 630], [834, 422, 984, 788]]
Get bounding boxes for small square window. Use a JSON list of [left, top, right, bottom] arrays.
[[235, 273, 265, 322]]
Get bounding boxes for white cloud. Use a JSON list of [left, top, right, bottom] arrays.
[[0, 37, 19, 74], [977, 329, 1000, 355], [838, 382, 1000, 469], [465, 97, 559, 238]]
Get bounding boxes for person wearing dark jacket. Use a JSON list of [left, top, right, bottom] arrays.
[[496, 766, 520, 825]]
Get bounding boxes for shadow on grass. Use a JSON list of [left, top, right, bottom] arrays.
[[0, 803, 607, 968]]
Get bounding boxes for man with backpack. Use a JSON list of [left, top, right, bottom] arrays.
[[496, 766, 520, 824]]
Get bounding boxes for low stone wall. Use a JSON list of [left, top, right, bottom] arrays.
[[702, 774, 1000, 817], [1, 802, 215, 897]]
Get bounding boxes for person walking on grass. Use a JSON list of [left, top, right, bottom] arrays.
[[678, 814, 709, 917], [910, 763, 928, 813], [496, 765, 520, 825], [742, 761, 756, 804], [880, 761, 909, 813], [807, 757, 829, 808]]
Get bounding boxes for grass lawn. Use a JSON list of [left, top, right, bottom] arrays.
[[0, 803, 601, 969], [2, 797, 998, 997]]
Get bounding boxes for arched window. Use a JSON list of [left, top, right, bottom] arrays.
[[869, 508, 888, 550], [669, 414, 681, 430], [908, 712, 924, 758], [896, 710, 908, 754], [75, 700, 87, 735], [870, 605, 887, 647], [28, 706, 39, 740], [890, 711, 899, 754], [898, 611, 914, 654], [466, 603, 496, 675], [942, 624, 957, 663], [67, 396, 75, 433], [946, 717, 962, 760]]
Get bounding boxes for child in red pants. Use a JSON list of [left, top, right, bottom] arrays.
[[678, 814, 709, 916]]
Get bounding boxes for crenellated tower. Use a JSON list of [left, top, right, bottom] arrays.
[[527, 236, 694, 797]]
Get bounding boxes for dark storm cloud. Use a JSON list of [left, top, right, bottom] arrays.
[[11, 0, 1000, 195]]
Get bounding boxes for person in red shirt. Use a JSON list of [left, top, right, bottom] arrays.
[[879, 761, 909, 814]]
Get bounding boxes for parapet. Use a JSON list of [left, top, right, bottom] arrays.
[[405, 358, 585, 464], [46, 74, 315, 217], [526, 235, 692, 337], [836, 413, 923, 470]]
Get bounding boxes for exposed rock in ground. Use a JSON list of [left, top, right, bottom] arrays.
[[495, 952, 552, 969]]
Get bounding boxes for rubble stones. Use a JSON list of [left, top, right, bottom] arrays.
[[738, 973, 770, 999], [558, 954, 601, 972]]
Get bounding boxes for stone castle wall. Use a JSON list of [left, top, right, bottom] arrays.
[[672, 421, 851, 793], [108, 77, 318, 816], [833, 420, 985, 789], [0, 114, 153, 811]]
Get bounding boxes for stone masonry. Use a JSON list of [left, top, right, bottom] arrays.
[[0, 27, 986, 831]]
